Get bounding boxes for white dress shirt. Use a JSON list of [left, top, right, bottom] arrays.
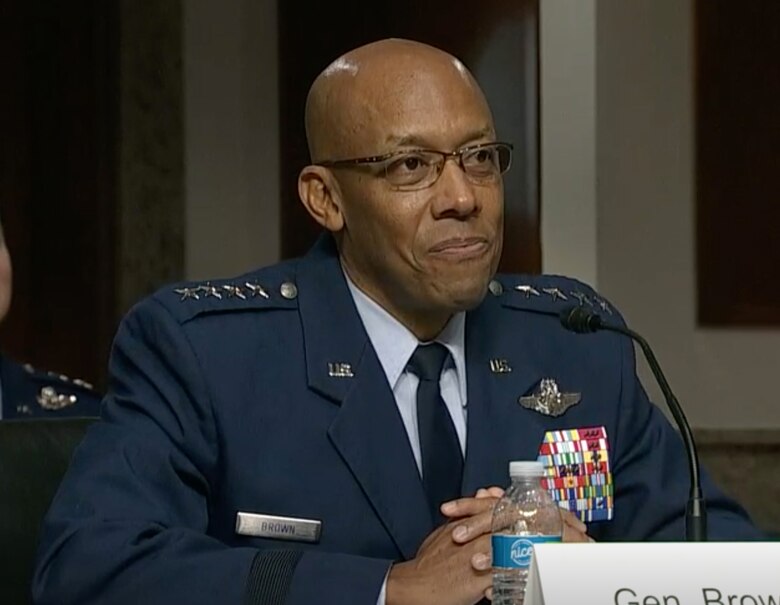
[[344, 275, 468, 466], [344, 272, 468, 604]]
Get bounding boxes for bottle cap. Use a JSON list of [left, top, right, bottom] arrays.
[[509, 460, 545, 478]]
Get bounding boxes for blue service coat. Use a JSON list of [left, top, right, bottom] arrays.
[[32, 236, 761, 605], [0, 356, 101, 420]]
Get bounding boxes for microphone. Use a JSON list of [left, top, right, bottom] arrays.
[[560, 305, 707, 541]]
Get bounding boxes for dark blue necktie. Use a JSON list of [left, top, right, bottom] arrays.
[[407, 343, 464, 524]]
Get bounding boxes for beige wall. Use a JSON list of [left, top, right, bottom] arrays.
[[540, 0, 598, 286], [184, 0, 279, 280], [183, 0, 780, 428], [542, 0, 780, 429]]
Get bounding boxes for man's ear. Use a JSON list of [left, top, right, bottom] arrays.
[[298, 165, 345, 232]]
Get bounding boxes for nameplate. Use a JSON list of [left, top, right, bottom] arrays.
[[235, 512, 322, 543], [525, 542, 779, 605]]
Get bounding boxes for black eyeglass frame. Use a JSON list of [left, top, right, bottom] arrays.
[[316, 141, 513, 171]]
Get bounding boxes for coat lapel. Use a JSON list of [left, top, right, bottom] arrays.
[[296, 237, 432, 559], [327, 349, 433, 559], [295, 243, 556, 554], [462, 289, 552, 494]]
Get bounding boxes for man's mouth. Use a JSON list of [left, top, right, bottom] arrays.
[[428, 237, 490, 259]]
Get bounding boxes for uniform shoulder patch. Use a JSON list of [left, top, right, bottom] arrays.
[[24, 364, 96, 392], [21, 363, 97, 413], [493, 274, 615, 317], [157, 265, 300, 323]]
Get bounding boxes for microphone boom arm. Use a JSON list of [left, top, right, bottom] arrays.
[[559, 305, 707, 541], [599, 322, 706, 541]]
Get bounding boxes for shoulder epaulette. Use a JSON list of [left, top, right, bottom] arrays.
[[158, 267, 300, 323], [21, 363, 97, 412], [487, 275, 615, 317], [24, 364, 96, 392]]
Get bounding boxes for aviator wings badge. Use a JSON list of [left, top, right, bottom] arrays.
[[519, 378, 581, 417]]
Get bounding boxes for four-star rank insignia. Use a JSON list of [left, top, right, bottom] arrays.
[[519, 378, 581, 417], [174, 280, 274, 302]]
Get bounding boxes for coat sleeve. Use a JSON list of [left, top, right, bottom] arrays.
[[32, 297, 391, 605], [591, 319, 764, 542]]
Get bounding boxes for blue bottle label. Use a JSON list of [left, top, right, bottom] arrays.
[[491, 534, 561, 569]]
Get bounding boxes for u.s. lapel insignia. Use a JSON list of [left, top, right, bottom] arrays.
[[327, 362, 354, 378], [490, 359, 512, 374], [37, 386, 78, 410], [518, 378, 581, 416]]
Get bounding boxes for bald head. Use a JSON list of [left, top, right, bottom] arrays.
[[297, 39, 505, 339], [304, 39, 493, 163]]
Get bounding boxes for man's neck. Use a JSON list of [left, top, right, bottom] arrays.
[[341, 265, 451, 342]]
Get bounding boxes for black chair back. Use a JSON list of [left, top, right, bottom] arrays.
[[0, 418, 97, 605]]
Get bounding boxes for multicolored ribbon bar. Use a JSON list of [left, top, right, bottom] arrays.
[[537, 425, 614, 523]]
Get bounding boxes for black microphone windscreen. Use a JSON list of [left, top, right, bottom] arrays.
[[559, 306, 602, 333]]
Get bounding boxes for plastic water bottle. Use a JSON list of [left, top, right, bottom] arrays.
[[491, 461, 563, 605]]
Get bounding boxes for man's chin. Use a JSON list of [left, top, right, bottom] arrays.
[[441, 280, 492, 312]]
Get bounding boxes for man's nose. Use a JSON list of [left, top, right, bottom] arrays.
[[431, 159, 479, 218]]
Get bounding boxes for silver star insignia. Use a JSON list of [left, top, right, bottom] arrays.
[[570, 291, 592, 306], [174, 287, 200, 301], [222, 284, 247, 300], [542, 287, 568, 302], [245, 282, 270, 299], [514, 285, 541, 298], [594, 297, 613, 315], [202, 283, 223, 299]]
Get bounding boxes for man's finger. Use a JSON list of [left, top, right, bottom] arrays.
[[470, 551, 492, 572], [562, 522, 591, 542], [440, 495, 497, 518], [475, 486, 505, 499], [560, 509, 587, 533], [451, 508, 496, 543]]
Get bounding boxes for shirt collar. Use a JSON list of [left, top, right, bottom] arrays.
[[344, 269, 467, 405]]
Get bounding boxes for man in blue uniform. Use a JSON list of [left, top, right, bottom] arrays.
[[33, 39, 760, 605], [0, 217, 101, 419]]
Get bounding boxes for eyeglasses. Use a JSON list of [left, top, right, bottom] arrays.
[[317, 141, 513, 191]]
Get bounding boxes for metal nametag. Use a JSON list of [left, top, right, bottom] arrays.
[[235, 512, 322, 543]]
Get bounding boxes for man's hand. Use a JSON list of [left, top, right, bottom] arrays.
[[451, 486, 592, 543], [560, 509, 591, 542], [442, 487, 592, 601], [385, 494, 496, 605], [385, 487, 594, 605]]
